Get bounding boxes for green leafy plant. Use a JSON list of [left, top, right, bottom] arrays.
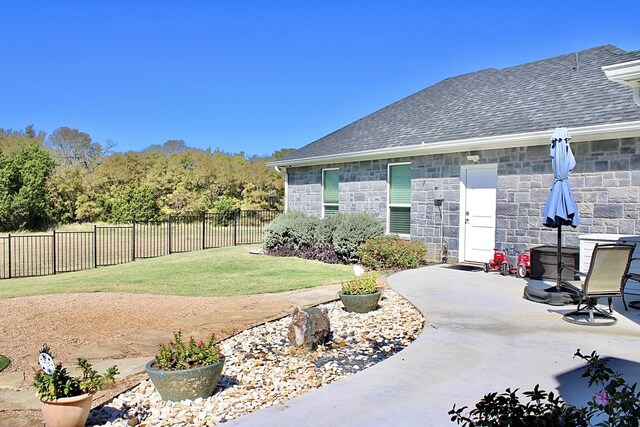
[[341, 273, 379, 295], [33, 358, 119, 402], [575, 349, 640, 426], [449, 385, 588, 426], [154, 331, 223, 371], [0, 355, 10, 372], [263, 210, 320, 250], [450, 350, 640, 427], [213, 196, 237, 226], [358, 235, 427, 270], [332, 212, 384, 262]]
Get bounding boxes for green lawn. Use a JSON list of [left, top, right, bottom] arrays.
[[0, 245, 354, 299]]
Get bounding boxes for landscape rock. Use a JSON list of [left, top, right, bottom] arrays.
[[287, 306, 330, 350], [87, 290, 424, 426]]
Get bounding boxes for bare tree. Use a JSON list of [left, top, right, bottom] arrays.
[[47, 127, 110, 169]]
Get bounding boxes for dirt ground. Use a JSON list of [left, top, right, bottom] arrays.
[[0, 292, 313, 376], [0, 284, 353, 424]]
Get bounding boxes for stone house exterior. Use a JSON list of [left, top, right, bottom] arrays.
[[269, 45, 640, 264]]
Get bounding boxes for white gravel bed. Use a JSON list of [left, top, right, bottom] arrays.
[[88, 290, 424, 426]]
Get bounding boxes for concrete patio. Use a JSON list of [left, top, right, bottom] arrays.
[[229, 265, 640, 426]]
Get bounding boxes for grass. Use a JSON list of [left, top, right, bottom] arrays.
[[0, 244, 354, 299]]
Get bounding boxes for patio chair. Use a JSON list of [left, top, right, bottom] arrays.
[[562, 243, 636, 326]]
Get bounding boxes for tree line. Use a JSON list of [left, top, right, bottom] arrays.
[[0, 125, 290, 232]]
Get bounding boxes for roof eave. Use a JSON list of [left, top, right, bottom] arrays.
[[603, 59, 640, 86], [268, 121, 640, 168]]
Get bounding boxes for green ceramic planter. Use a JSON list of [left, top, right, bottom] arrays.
[[145, 357, 225, 402], [338, 291, 381, 313]]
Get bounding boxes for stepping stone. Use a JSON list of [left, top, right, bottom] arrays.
[[0, 372, 24, 389], [121, 329, 173, 356], [70, 344, 127, 360], [0, 388, 40, 410], [285, 284, 341, 307], [0, 414, 41, 427]]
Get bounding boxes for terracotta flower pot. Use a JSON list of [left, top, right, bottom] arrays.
[[40, 393, 93, 427], [145, 357, 225, 401], [338, 291, 382, 313]]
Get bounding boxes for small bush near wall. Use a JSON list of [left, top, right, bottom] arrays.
[[333, 213, 385, 263], [264, 210, 320, 250], [264, 211, 383, 264], [315, 213, 344, 248], [358, 236, 427, 271]]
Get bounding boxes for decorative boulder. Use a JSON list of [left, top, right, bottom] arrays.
[[287, 307, 330, 350]]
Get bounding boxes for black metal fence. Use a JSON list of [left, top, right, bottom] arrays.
[[0, 210, 280, 279]]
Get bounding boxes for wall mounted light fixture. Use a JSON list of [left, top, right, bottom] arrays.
[[466, 155, 480, 163]]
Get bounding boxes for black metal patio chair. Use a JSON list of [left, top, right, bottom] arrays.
[[562, 243, 636, 326]]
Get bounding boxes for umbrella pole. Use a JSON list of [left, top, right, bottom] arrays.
[[556, 225, 562, 290]]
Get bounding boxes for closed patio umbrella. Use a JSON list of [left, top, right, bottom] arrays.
[[542, 127, 580, 289]]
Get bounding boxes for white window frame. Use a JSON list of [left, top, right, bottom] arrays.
[[322, 168, 339, 218], [387, 162, 411, 237]]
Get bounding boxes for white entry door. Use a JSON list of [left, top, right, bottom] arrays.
[[460, 165, 497, 263]]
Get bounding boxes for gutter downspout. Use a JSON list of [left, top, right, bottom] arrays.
[[274, 166, 288, 212]]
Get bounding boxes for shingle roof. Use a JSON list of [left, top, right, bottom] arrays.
[[279, 45, 640, 163]]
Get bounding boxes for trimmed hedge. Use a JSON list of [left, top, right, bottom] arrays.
[[264, 211, 383, 264], [264, 210, 320, 250], [358, 235, 427, 270], [332, 212, 384, 262]]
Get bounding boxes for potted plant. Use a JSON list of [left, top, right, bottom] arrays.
[[338, 273, 382, 313], [33, 345, 118, 427], [145, 330, 225, 402]]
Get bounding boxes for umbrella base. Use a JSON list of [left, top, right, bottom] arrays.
[[562, 306, 617, 326], [523, 284, 581, 306]]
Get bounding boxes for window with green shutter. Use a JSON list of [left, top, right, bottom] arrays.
[[323, 169, 339, 217], [388, 164, 411, 235]]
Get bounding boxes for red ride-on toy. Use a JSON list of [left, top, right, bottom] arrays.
[[484, 248, 509, 275], [484, 247, 531, 278], [514, 249, 531, 278]]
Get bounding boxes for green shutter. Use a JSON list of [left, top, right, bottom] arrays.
[[389, 164, 411, 204], [389, 207, 411, 234], [323, 170, 339, 204], [324, 205, 339, 216]]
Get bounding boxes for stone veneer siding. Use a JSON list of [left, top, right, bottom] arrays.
[[286, 137, 640, 262]]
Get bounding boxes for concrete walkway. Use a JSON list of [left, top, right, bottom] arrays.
[[229, 265, 640, 426]]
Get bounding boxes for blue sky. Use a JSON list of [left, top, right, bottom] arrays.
[[1, 1, 638, 156]]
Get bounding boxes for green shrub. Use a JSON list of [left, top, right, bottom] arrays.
[[333, 212, 384, 262], [264, 210, 320, 250], [108, 184, 162, 222], [33, 353, 118, 401], [154, 331, 222, 371], [213, 197, 237, 226], [450, 350, 640, 427], [341, 273, 379, 295], [0, 355, 10, 372], [358, 235, 427, 270], [316, 213, 345, 248]]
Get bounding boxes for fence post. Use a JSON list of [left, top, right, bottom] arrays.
[[233, 209, 239, 246], [132, 217, 136, 261], [93, 224, 97, 269], [168, 215, 172, 254], [52, 230, 57, 275], [7, 234, 11, 279], [201, 212, 206, 250]]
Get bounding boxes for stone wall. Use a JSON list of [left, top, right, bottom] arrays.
[[285, 136, 640, 262]]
